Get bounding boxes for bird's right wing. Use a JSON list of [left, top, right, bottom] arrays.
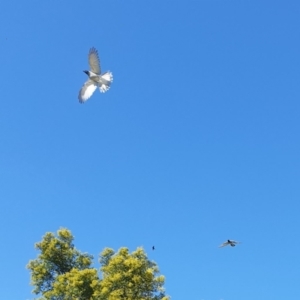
[[219, 242, 229, 248], [78, 80, 97, 103], [88, 47, 101, 74], [231, 240, 240, 244]]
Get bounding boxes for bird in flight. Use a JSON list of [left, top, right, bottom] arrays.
[[78, 47, 113, 103], [219, 239, 240, 248], [152, 246, 155, 250]]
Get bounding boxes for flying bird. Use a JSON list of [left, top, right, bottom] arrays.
[[152, 246, 155, 250], [219, 240, 240, 248], [78, 47, 113, 103]]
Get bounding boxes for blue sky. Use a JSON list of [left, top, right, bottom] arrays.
[[0, 1, 300, 299]]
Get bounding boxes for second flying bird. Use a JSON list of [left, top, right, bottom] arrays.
[[78, 47, 113, 103]]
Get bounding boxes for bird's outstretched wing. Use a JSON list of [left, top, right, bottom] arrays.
[[88, 47, 101, 74], [219, 242, 229, 248], [78, 80, 97, 103], [230, 240, 240, 244]]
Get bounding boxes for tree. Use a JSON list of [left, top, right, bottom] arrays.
[[27, 228, 169, 300], [27, 228, 96, 300], [94, 247, 167, 300]]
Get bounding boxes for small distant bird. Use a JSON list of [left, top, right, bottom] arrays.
[[152, 246, 155, 250], [78, 47, 113, 103], [219, 239, 240, 248]]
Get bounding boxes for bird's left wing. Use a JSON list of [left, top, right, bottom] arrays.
[[88, 47, 101, 74], [219, 242, 229, 248], [78, 80, 97, 103]]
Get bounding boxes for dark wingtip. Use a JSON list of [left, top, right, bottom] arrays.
[[89, 47, 98, 54]]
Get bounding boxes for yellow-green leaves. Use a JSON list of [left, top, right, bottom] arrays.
[[27, 228, 93, 297], [44, 268, 99, 300], [28, 228, 169, 300], [97, 247, 169, 300]]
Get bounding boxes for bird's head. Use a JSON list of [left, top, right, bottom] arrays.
[[83, 70, 90, 76]]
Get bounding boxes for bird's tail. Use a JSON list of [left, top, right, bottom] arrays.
[[99, 71, 113, 93]]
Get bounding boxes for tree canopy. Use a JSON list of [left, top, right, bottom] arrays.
[[27, 228, 169, 300]]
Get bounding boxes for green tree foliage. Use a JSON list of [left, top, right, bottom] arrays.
[[27, 228, 169, 300], [95, 247, 168, 300], [27, 228, 95, 299]]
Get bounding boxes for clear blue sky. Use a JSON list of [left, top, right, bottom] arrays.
[[0, 1, 300, 299]]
